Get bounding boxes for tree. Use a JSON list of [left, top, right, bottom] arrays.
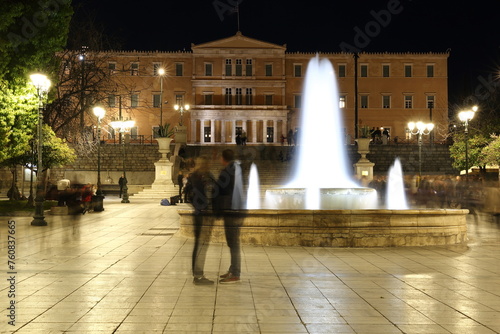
[[482, 135, 500, 167], [0, 82, 37, 163], [1, 124, 75, 201], [0, 0, 73, 199], [0, 0, 73, 84], [449, 133, 490, 173]]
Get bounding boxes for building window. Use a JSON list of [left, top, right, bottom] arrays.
[[404, 65, 412, 78], [427, 65, 434, 78], [204, 127, 211, 142], [339, 96, 346, 108], [153, 63, 161, 76], [266, 127, 274, 143], [153, 94, 161, 108], [360, 95, 368, 108], [427, 95, 435, 109], [205, 63, 213, 76], [338, 64, 346, 77], [265, 94, 273, 105], [175, 94, 184, 106], [108, 62, 116, 75], [235, 59, 242, 76], [204, 94, 213, 105], [130, 63, 139, 76], [225, 59, 232, 76], [175, 63, 183, 76], [225, 88, 232, 105], [382, 64, 390, 77], [360, 64, 368, 77], [294, 64, 302, 77], [265, 64, 273, 77], [130, 126, 138, 139], [63, 61, 71, 75], [245, 88, 252, 105], [294, 94, 302, 108], [108, 94, 116, 108], [404, 95, 413, 108], [152, 126, 160, 138], [235, 88, 242, 105], [131, 94, 139, 107], [382, 95, 391, 108], [245, 59, 252, 76], [108, 126, 115, 139]]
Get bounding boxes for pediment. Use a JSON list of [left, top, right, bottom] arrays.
[[192, 32, 286, 51]]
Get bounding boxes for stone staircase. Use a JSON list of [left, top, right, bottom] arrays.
[[132, 184, 179, 199]]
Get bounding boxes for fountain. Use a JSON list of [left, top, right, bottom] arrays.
[[386, 158, 409, 210], [246, 163, 261, 210], [179, 56, 468, 247], [265, 56, 378, 210]]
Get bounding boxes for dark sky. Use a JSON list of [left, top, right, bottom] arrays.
[[71, 0, 500, 105]]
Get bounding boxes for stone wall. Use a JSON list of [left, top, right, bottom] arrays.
[[1, 142, 458, 197]]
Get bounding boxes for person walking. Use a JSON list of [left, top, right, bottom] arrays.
[[177, 171, 184, 202], [190, 157, 215, 285], [213, 149, 245, 284], [118, 174, 125, 198]]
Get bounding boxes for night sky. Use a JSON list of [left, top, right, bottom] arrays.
[[71, 0, 500, 105]]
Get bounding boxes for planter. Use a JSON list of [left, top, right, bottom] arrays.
[[156, 137, 173, 160], [355, 138, 371, 160]]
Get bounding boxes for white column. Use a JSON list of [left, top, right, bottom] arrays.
[[191, 119, 196, 144], [199, 119, 204, 144], [263, 120, 267, 143], [232, 120, 236, 144], [252, 119, 257, 143], [210, 119, 215, 143], [221, 120, 226, 143], [281, 118, 287, 139], [272, 120, 277, 143]]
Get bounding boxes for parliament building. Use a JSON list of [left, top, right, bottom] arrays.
[[97, 32, 449, 145]]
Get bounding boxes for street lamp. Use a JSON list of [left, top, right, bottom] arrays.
[[30, 73, 51, 226], [458, 105, 478, 181], [110, 116, 135, 203], [174, 104, 190, 126], [93, 106, 106, 211], [158, 68, 165, 126], [408, 121, 434, 182]]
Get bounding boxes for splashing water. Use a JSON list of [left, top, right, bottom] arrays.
[[247, 163, 261, 209], [288, 56, 357, 189], [386, 158, 409, 210]]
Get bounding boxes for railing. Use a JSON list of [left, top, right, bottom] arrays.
[[101, 135, 158, 145]]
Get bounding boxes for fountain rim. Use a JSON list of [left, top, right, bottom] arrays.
[[178, 208, 470, 215]]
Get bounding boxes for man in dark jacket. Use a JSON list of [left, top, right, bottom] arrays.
[[213, 149, 244, 284]]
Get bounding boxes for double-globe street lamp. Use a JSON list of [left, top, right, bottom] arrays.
[[30, 73, 51, 226], [407, 121, 434, 183], [458, 105, 478, 181], [110, 117, 135, 203], [92, 106, 106, 211], [174, 104, 189, 126]]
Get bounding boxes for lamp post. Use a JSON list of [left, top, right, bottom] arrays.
[[110, 117, 135, 203], [93, 106, 106, 211], [30, 73, 51, 226], [458, 106, 478, 181], [158, 68, 165, 126], [174, 104, 190, 126], [408, 121, 434, 183]]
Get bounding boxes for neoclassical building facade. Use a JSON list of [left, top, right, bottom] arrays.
[[98, 32, 449, 144]]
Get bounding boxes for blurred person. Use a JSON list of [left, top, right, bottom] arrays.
[[190, 157, 216, 285], [118, 174, 125, 198], [213, 149, 245, 284]]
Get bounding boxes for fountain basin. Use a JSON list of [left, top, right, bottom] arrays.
[[178, 208, 468, 247], [265, 188, 378, 210]]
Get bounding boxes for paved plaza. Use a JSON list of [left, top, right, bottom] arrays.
[[1, 196, 500, 334]]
